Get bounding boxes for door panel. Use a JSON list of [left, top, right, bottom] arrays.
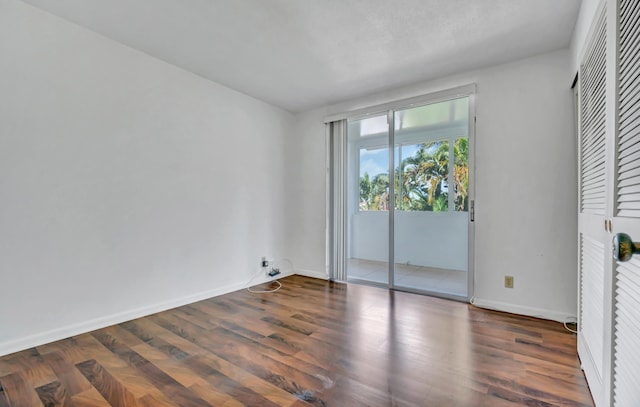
[[611, 217, 640, 406], [611, 1, 640, 404], [346, 114, 390, 285], [344, 95, 474, 299], [392, 98, 470, 297], [577, 6, 608, 405]]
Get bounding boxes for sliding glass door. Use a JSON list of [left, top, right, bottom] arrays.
[[343, 92, 474, 300], [346, 114, 390, 285], [392, 98, 470, 297]]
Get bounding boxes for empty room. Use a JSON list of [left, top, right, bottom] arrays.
[[1, 0, 639, 406]]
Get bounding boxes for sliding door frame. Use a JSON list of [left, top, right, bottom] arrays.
[[388, 109, 396, 289], [326, 84, 477, 301]]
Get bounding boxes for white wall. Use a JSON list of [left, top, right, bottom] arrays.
[[291, 49, 577, 321], [0, 0, 294, 355], [569, 0, 603, 72], [351, 212, 468, 271]]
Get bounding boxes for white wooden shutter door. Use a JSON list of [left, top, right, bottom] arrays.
[[577, 7, 608, 404], [580, 12, 608, 216], [616, 0, 640, 219], [612, 257, 640, 406], [612, 0, 640, 405], [580, 234, 606, 375]]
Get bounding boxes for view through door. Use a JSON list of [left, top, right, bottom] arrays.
[[345, 95, 473, 299]]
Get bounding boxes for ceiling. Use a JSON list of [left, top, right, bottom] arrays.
[[22, 0, 582, 113]]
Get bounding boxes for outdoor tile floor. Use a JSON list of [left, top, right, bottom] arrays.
[[347, 258, 467, 297]]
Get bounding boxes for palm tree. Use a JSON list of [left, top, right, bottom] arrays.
[[359, 172, 390, 211], [401, 141, 449, 211], [359, 172, 373, 210], [359, 138, 467, 213], [432, 195, 448, 212], [453, 138, 469, 211], [371, 173, 390, 210]]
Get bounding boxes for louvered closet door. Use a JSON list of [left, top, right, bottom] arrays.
[[577, 7, 609, 406], [611, 0, 640, 405]]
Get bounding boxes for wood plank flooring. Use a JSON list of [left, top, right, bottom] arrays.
[[0, 275, 594, 406]]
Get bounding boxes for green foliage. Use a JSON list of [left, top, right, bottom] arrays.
[[432, 195, 448, 212], [359, 173, 389, 211], [359, 138, 469, 212], [453, 138, 469, 211], [400, 140, 449, 211]]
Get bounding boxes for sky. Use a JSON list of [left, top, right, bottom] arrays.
[[359, 145, 420, 178]]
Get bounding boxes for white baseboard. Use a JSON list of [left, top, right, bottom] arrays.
[[248, 268, 296, 286], [295, 268, 329, 280], [0, 280, 248, 357], [471, 297, 576, 323], [0, 269, 304, 357], [7, 272, 566, 357]]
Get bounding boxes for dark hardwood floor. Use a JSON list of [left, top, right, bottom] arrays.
[[0, 275, 594, 406]]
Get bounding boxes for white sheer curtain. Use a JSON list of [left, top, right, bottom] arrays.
[[326, 119, 347, 282]]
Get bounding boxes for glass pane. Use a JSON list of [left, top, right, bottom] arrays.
[[395, 97, 468, 131], [347, 115, 389, 285], [454, 137, 469, 212], [351, 115, 388, 138], [393, 98, 469, 298], [359, 147, 389, 211], [396, 141, 449, 212]]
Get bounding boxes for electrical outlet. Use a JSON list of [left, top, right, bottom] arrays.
[[504, 275, 514, 289], [261, 256, 268, 268]]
